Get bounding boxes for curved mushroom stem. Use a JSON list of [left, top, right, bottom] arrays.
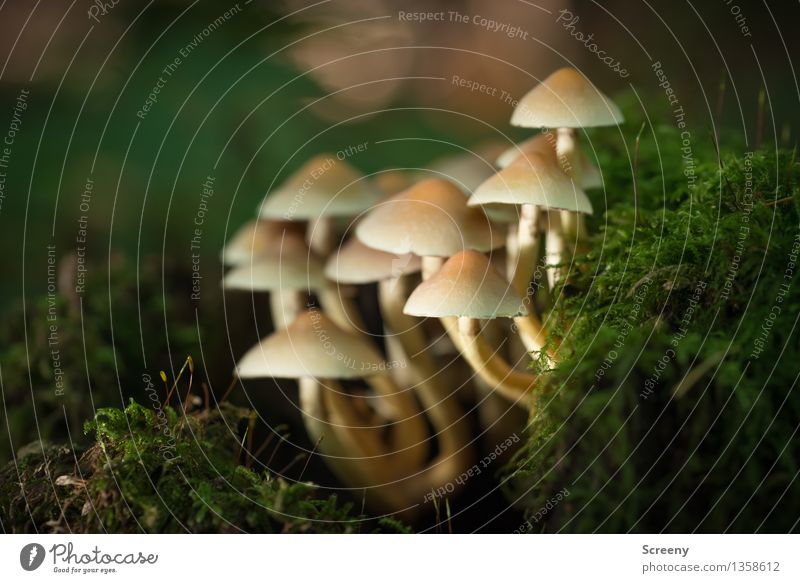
[[380, 273, 471, 456], [298, 377, 411, 512], [508, 204, 547, 352], [270, 290, 305, 329], [442, 316, 537, 405], [317, 284, 364, 332], [320, 278, 431, 469], [306, 216, 337, 257], [385, 259, 475, 496]]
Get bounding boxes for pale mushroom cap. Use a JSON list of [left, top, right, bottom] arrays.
[[223, 231, 325, 291], [236, 310, 385, 379], [372, 170, 414, 196], [356, 178, 502, 257], [495, 133, 558, 169], [221, 219, 303, 266], [324, 237, 421, 284], [259, 154, 380, 220], [511, 68, 624, 129], [429, 142, 507, 194], [404, 250, 524, 319], [469, 152, 593, 214], [496, 132, 603, 190]]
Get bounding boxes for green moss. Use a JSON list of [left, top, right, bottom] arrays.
[[1, 399, 407, 533], [508, 128, 800, 532]]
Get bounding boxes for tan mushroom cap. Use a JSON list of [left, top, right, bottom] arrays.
[[495, 133, 558, 169], [221, 219, 304, 266], [511, 67, 624, 129], [429, 142, 507, 194], [404, 250, 524, 319], [259, 154, 380, 220], [469, 151, 593, 214], [324, 238, 421, 284], [223, 231, 326, 291], [356, 178, 502, 257], [496, 132, 603, 190], [236, 310, 385, 379]]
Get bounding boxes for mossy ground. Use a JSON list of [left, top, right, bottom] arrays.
[[506, 116, 800, 532], [1, 399, 406, 533]]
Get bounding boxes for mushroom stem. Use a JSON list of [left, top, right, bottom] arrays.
[[508, 204, 547, 352], [322, 278, 430, 467], [443, 316, 537, 405], [317, 285, 363, 332], [364, 373, 429, 468], [269, 290, 305, 329], [421, 256, 444, 280], [556, 127, 588, 243], [389, 262, 474, 492], [544, 210, 566, 289], [306, 216, 337, 256], [299, 377, 409, 511]]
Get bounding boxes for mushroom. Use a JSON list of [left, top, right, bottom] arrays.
[[510, 67, 623, 238], [355, 178, 503, 480], [220, 219, 304, 267], [324, 237, 429, 468], [235, 310, 409, 510], [223, 230, 324, 329], [258, 153, 380, 256], [404, 250, 537, 403], [470, 151, 592, 348], [496, 131, 604, 190]]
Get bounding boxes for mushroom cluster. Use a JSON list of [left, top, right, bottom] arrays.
[[222, 68, 622, 514]]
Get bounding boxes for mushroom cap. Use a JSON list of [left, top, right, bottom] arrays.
[[259, 154, 380, 220], [496, 132, 603, 190], [356, 178, 502, 257], [223, 231, 326, 291], [221, 219, 304, 266], [429, 143, 507, 194], [404, 250, 524, 319], [511, 67, 624, 129], [469, 151, 593, 214], [324, 237, 421, 284], [495, 133, 558, 169], [372, 170, 414, 196], [236, 310, 385, 379]]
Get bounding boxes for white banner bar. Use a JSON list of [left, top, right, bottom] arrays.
[[1, 534, 797, 582]]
